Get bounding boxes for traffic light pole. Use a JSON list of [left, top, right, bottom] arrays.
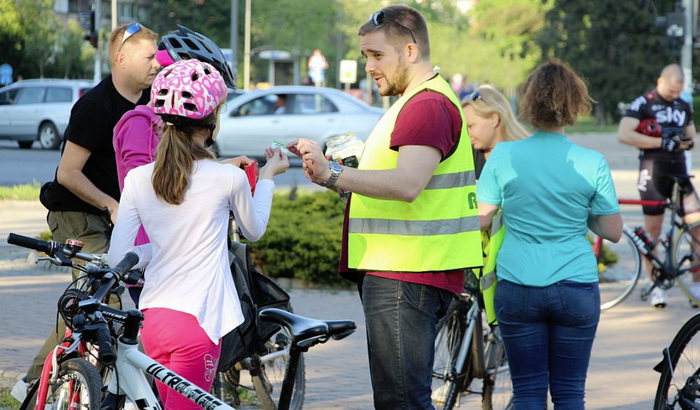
[[93, 0, 102, 82]]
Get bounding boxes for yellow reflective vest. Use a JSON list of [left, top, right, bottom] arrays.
[[348, 75, 483, 272], [479, 211, 504, 325]]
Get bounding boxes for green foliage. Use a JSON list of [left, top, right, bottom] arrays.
[[245, 190, 348, 287], [0, 182, 40, 200], [0, 0, 92, 80], [536, 0, 676, 125]]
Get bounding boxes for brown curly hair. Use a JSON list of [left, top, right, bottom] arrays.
[[518, 59, 592, 130]]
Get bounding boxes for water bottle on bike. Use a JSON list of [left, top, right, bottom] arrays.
[[634, 226, 657, 251]]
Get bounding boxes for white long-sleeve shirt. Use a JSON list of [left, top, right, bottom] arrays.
[[108, 159, 275, 344]]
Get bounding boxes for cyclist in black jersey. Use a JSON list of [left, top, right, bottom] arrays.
[[618, 63, 700, 308]]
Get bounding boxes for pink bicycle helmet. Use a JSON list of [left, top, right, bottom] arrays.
[[151, 59, 227, 120]]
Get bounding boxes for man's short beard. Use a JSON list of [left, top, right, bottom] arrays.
[[381, 59, 410, 97]]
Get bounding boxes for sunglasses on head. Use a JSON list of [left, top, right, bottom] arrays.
[[118, 23, 142, 52], [469, 91, 483, 102], [369, 10, 417, 44]]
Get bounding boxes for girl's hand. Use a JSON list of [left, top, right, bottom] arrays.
[[220, 155, 256, 169], [260, 147, 290, 179]]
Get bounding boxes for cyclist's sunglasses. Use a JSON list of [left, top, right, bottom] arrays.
[[118, 23, 142, 52], [369, 10, 417, 44], [469, 91, 483, 102]]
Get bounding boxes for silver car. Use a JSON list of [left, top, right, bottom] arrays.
[[214, 85, 384, 159], [0, 79, 95, 149]]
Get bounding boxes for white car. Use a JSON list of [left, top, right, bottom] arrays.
[[214, 85, 384, 159], [0, 79, 95, 149]]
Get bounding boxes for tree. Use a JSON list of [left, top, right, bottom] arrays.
[[0, 0, 25, 80], [15, 0, 62, 78], [536, 0, 676, 125]]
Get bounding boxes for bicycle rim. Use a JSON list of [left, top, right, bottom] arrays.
[[432, 299, 469, 410], [673, 223, 700, 306], [227, 326, 305, 410], [482, 329, 513, 410], [42, 358, 103, 410], [654, 313, 700, 409], [597, 229, 642, 310]]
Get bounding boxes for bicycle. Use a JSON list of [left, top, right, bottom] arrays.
[[7, 233, 138, 410], [8, 232, 356, 410], [592, 173, 700, 310], [430, 270, 513, 410], [653, 311, 700, 409]]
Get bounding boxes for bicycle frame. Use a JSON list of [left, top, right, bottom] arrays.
[[33, 329, 97, 409], [103, 338, 234, 410]]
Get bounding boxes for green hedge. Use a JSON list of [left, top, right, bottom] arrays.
[[245, 190, 349, 287]]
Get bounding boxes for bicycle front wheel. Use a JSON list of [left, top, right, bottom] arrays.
[[432, 297, 470, 410], [28, 357, 103, 410], [654, 312, 700, 409], [673, 222, 700, 305], [596, 229, 643, 310]]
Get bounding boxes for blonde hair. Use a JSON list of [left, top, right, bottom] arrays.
[[519, 59, 592, 129], [461, 85, 529, 142], [151, 104, 223, 205], [108, 23, 158, 65]]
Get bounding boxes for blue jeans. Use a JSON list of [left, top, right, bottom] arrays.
[[360, 274, 453, 409], [495, 280, 600, 410]]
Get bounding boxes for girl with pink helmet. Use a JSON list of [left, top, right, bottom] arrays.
[[108, 59, 289, 409]]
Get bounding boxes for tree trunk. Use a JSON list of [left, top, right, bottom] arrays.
[[595, 103, 607, 126]]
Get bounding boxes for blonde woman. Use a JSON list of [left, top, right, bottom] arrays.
[[461, 85, 529, 178]]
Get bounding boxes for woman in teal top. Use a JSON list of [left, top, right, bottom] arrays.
[[477, 59, 622, 409]]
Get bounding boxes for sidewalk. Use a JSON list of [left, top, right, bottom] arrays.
[[2, 132, 700, 408]]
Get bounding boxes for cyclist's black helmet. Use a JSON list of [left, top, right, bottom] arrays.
[[157, 25, 236, 89]]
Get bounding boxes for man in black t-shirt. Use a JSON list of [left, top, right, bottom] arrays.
[[11, 23, 161, 403], [618, 63, 700, 308]]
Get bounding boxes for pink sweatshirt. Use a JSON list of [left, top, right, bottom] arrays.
[[113, 105, 162, 246]]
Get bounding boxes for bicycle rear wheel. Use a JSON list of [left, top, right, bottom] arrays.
[[26, 357, 103, 410], [481, 327, 513, 410], [673, 222, 700, 305], [595, 229, 642, 310], [654, 312, 700, 409], [222, 326, 305, 410], [432, 297, 470, 410]]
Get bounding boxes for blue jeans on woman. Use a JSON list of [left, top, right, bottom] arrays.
[[360, 274, 453, 409], [495, 279, 600, 410]]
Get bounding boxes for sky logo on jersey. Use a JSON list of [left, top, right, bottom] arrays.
[[656, 107, 686, 126]]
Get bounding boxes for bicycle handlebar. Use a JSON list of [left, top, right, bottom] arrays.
[[7, 233, 96, 263], [8, 233, 54, 254], [95, 322, 116, 365]]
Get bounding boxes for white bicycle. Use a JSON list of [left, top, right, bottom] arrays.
[[8, 232, 356, 410]]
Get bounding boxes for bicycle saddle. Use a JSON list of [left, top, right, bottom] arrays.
[[259, 308, 356, 347]]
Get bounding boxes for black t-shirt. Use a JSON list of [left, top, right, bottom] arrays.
[[41, 75, 150, 214], [625, 89, 694, 158]]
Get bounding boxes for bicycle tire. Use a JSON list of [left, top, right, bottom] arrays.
[[596, 229, 643, 310], [432, 297, 470, 410], [220, 325, 306, 410], [654, 312, 700, 409], [481, 327, 513, 410], [673, 222, 700, 306], [26, 357, 103, 410]]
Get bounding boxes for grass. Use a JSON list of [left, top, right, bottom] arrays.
[[0, 390, 19, 409], [567, 116, 619, 134], [0, 182, 41, 201]]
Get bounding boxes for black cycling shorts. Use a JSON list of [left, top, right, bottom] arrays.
[[638, 153, 700, 216]]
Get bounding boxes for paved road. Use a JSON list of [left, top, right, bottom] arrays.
[[2, 133, 700, 408]]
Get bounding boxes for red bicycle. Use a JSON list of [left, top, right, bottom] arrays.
[[8, 233, 138, 410], [593, 173, 700, 310]]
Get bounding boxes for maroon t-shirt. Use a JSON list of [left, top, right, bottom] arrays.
[[339, 89, 466, 294]]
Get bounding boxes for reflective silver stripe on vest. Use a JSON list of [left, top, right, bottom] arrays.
[[480, 271, 497, 290], [349, 215, 480, 236], [425, 170, 476, 190]]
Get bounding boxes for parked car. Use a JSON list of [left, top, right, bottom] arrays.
[[0, 79, 95, 149], [214, 85, 384, 159]]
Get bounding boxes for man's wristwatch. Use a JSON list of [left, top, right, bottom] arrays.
[[322, 161, 343, 187]]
